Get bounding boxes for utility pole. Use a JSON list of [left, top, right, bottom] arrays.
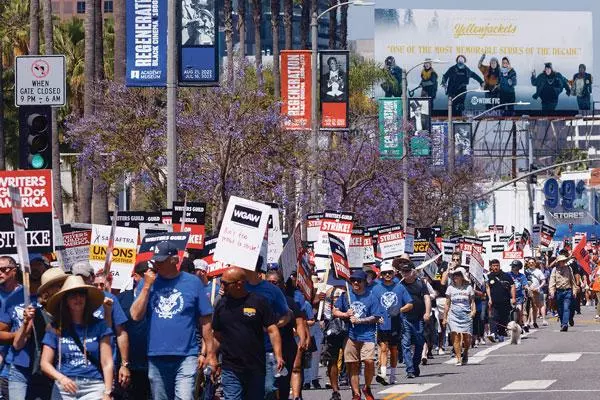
[[166, 0, 177, 206]]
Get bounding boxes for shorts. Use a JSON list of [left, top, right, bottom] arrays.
[[321, 335, 346, 364], [377, 330, 400, 346], [344, 339, 376, 363]]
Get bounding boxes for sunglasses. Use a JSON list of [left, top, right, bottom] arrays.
[[381, 271, 394, 275], [0, 267, 15, 274], [349, 278, 364, 284]]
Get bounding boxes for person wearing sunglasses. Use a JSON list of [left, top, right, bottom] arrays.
[[333, 270, 383, 400], [371, 261, 413, 386], [212, 267, 284, 400]]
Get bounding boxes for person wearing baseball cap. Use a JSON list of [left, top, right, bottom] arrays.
[[549, 253, 579, 332], [333, 270, 384, 400], [371, 261, 413, 385], [130, 240, 216, 398], [399, 261, 431, 379], [508, 260, 530, 332]]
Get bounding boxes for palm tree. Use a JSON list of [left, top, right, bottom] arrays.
[[328, 0, 337, 49], [340, 2, 348, 49], [224, 0, 233, 83], [299, 0, 310, 49], [94, 0, 104, 81], [237, 0, 246, 59], [271, 0, 281, 98], [54, 18, 85, 116], [80, 0, 95, 223], [251, 0, 263, 85], [283, 0, 293, 50], [113, 0, 125, 83], [29, 0, 40, 54], [42, 0, 63, 222]]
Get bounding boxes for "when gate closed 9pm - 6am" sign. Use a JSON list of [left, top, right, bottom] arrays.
[[15, 55, 66, 107]]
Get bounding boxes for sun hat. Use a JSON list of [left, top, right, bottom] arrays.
[[45, 275, 105, 318], [380, 260, 395, 273], [451, 267, 471, 283], [38, 268, 68, 296], [555, 254, 570, 263]]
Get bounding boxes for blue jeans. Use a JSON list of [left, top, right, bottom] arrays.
[[8, 365, 53, 400], [556, 289, 573, 328], [51, 377, 104, 399], [221, 368, 265, 400], [264, 352, 276, 397], [148, 355, 197, 400], [401, 319, 424, 374]]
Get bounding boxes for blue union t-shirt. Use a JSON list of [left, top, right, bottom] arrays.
[[42, 318, 112, 380], [335, 290, 383, 342], [0, 287, 40, 369], [371, 281, 413, 331], [137, 272, 213, 357]]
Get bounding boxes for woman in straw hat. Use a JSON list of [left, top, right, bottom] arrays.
[[442, 267, 476, 366], [40, 275, 114, 399]]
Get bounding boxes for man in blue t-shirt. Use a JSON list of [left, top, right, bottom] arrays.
[[371, 261, 413, 385], [334, 270, 383, 400], [131, 241, 215, 400], [72, 261, 132, 388]]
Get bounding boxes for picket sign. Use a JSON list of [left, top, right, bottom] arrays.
[[9, 187, 31, 307]]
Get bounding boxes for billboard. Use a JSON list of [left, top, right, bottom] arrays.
[[320, 50, 349, 129], [126, 0, 167, 86], [178, 0, 219, 85], [375, 9, 593, 114], [281, 50, 312, 131]]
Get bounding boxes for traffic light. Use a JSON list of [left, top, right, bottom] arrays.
[[19, 106, 52, 169]]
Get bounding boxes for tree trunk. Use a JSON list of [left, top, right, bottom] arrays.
[[237, 0, 246, 59], [113, 0, 126, 83], [29, 0, 40, 54], [299, 0, 310, 50], [94, 0, 104, 81], [80, 0, 95, 223], [340, 2, 348, 49], [224, 0, 234, 84], [328, 0, 337, 49], [251, 0, 263, 86], [42, 0, 64, 222], [283, 0, 293, 50], [271, 0, 280, 98]]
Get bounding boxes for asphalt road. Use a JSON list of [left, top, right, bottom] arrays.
[[301, 305, 600, 400]]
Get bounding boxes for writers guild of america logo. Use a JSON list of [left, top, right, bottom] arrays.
[[231, 205, 262, 228], [380, 292, 398, 310], [153, 288, 184, 319], [350, 301, 367, 319]]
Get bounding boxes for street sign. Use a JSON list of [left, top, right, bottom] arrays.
[[15, 55, 66, 107]]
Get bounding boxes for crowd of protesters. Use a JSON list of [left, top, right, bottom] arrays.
[[0, 242, 595, 400]]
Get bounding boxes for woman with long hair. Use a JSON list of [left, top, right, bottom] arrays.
[[40, 275, 113, 400], [443, 267, 476, 366]]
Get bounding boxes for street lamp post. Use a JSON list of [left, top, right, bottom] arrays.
[[166, 0, 176, 206], [447, 88, 488, 174], [309, 0, 374, 212], [401, 60, 446, 228]]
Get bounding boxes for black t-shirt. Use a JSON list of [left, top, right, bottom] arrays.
[[487, 271, 514, 305], [212, 292, 277, 373], [280, 296, 304, 350], [430, 262, 449, 297], [402, 279, 428, 321]]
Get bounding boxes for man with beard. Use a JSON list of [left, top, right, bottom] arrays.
[[486, 259, 516, 342], [371, 261, 413, 385], [531, 62, 571, 111], [441, 55, 484, 116]]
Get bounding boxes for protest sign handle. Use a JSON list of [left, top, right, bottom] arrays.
[[316, 263, 331, 321], [210, 279, 217, 306], [23, 272, 31, 308], [180, 194, 188, 232], [345, 281, 355, 328]]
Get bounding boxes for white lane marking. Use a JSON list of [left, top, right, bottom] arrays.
[[406, 389, 600, 397], [378, 383, 441, 394], [471, 329, 537, 357], [501, 380, 556, 390], [444, 356, 486, 365], [542, 353, 582, 362]]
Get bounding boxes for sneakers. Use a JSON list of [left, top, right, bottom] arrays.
[[523, 324, 530, 333], [561, 326, 568, 332], [487, 333, 496, 343], [375, 374, 389, 386], [462, 351, 469, 365], [330, 392, 341, 400], [455, 359, 462, 366], [421, 357, 428, 365], [542, 319, 548, 326], [533, 322, 539, 329], [312, 380, 322, 389], [406, 372, 416, 379], [569, 318, 575, 327], [414, 366, 421, 377], [480, 337, 487, 345], [389, 374, 397, 384], [437, 347, 446, 355], [303, 383, 311, 390], [362, 385, 375, 400], [595, 315, 600, 320]]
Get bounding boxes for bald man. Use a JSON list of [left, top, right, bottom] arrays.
[[212, 267, 284, 400]]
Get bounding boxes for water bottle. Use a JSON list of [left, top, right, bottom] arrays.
[[203, 365, 212, 377], [274, 365, 288, 378], [268, 353, 288, 377]]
